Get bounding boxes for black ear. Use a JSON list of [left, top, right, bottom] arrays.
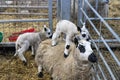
[[44, 27, 47, 31], [73, 37, 78, 47], [77, 26, 81, 32]]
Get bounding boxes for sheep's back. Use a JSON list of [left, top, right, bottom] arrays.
[[16, 33, 40, 45], [35, 39, 93, 80], [56, 20, 78, 35]]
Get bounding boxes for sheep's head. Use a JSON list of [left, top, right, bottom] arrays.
[[74, 37, 97, 63], [80, 23, 90, 41], [43, 25, 53, 38]]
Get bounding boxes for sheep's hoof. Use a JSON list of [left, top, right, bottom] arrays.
[[64, 53, 69, 58], [23, 61, 27, 66], [52, 42, 58, 46], [38, 72, 43, 78], [52, 43, 57, 46]]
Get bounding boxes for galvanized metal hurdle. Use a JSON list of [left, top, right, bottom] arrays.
[[78, 0, 120, 80], [0, 0, 55, 47]]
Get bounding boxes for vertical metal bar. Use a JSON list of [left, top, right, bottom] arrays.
[[72, 0, 75, 22], [77, 0, 83, 26], [95, 0, 98, 18], [48, 0, 53, 32], [61, 0, 71, 20], [57, 0, 61, 21]]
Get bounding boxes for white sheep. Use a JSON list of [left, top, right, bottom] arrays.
[[14, 25, 52, 65], [52, 20, 81, 58], [35, 38, 97, 80]]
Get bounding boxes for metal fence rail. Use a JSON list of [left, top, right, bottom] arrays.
[[0, 0, 53, 43]]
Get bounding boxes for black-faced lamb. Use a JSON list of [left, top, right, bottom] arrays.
[[14, 25, 52, 65], [35, 38, 97, 80], [52, 20, 81, 58]]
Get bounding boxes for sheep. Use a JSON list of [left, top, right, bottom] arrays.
[[35, 37, 97, 80], [14, 25, 52, 65], [52, 20, 81, 58]]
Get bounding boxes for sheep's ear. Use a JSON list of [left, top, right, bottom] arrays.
[[73, 37, 79, 47], [43, 25, 47, 31], [77, 26, 81, 32], [82, 23, 86, 29]]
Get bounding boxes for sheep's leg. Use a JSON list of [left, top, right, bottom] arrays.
[[17, 41, 29, 65], [38, 65, 43, 78], [64, 35, 71, 58], [52, 31, 61, 46], [31, 43, 38, 57], [18, 50, 27, 65], [31, 46, 36, 57], [14, 44, 21, 56]]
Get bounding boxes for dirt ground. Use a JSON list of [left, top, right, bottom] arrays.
[[0, 0, 120, 80]]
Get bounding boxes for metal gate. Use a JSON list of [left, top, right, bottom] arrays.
[[0, 0, 55, 44], [77, 0, 120, 80]]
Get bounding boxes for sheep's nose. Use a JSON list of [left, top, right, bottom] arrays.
[[82, 34, 86, 37], [88, 53, 97, 63]]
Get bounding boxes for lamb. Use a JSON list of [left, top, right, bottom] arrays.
[[35, 37, 97, 80], [14, 25, 52, 65], [52, 20, 81, 58]]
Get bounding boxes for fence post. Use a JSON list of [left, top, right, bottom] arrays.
[[57, 0, 61, 21], [61, 0, 71, 20], [77, 0, 83, 26], [57, 0, 71, 20], [48, 0, 53, 32]]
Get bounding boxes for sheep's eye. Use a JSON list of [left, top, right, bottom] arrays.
[[48, 32, 50, 35]]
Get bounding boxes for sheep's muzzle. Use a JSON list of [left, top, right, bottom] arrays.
[[88, 53, 97, 63]]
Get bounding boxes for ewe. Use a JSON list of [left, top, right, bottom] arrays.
[[35, 37, 97, 80], [14, 25, 52, 65], [52, 20, 81, 58]]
